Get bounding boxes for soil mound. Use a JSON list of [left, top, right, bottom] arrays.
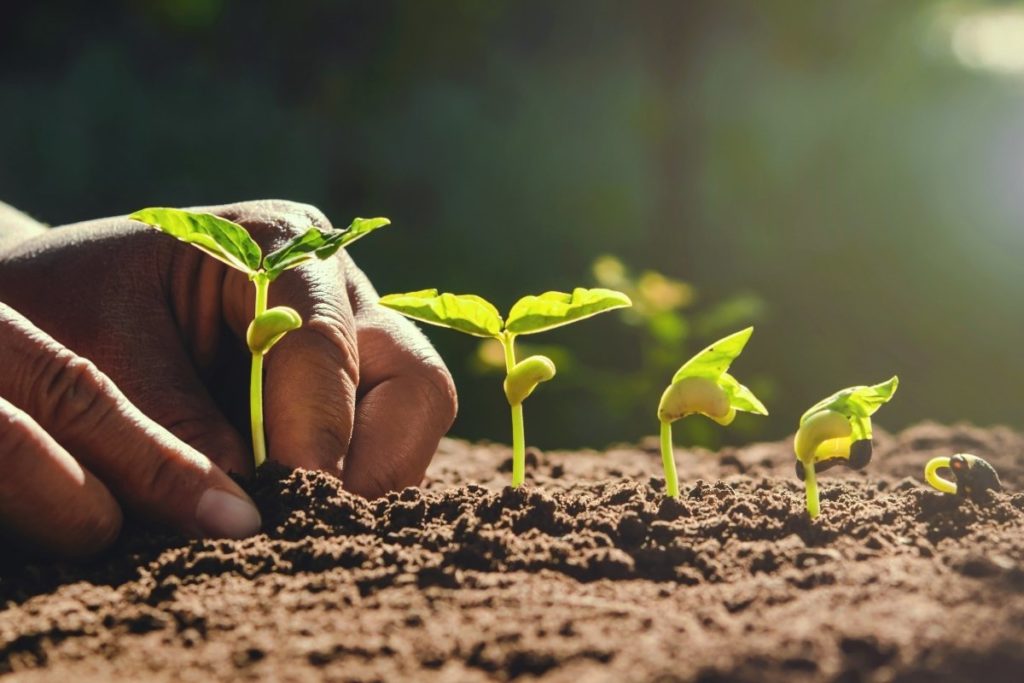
[[2, 422, 1023, 681]]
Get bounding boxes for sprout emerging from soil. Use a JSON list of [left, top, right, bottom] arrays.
[[794, 376, 899, 518], [925, 453, 1002, 503], [656, 327, 768, 498], [379, 287, 632, 487], [130, 208, 389, 468]]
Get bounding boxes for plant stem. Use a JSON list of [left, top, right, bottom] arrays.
[[924, 456, 957, 495], [510, 403, 525, 487], [250, 272, 270, 468], [660, 420, 679, 498], [804, 461, 819, 519], [501, 334, 526, 488]]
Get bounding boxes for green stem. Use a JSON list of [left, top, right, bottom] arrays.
[[924, 456, 957, 495], [511, 403, 525, 488], [804, 461, 820, 519], [250, 272, 270, 468], [660, 420, 679, 498], [501, 334, 526, 488]]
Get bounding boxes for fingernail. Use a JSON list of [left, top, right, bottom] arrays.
[[195, 488, 262, 539]]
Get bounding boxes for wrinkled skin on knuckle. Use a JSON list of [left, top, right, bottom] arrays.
[[339, 251, 380, 304], [132, 446, 195, 513], [300, 314, 361, 441], [357, 320, 457, 418], [309, 333, 360, 427], [0, 226, 178, 399], [32, 350, 117, 432], [266, 288, 360, 466], [340, 255, 458, 423], [404, 360, 459, 430], [306, 307, 361, 390]]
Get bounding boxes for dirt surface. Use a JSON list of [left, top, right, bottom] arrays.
[[2, 422, 1024, 682]]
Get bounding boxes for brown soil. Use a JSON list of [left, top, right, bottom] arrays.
[[2, 422, 1024, 682]]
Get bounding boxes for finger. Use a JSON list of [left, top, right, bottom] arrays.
[[0, 396, 122, 558], [0, 215, 253, 476], [123, 246, 252, 476], [341, 259, 458, 497], [117, 341, 252, 477], [265, 262, 359, 473], [213, 202, 360, 473], [0, 304, 262, 540]]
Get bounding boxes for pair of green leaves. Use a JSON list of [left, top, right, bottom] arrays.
[[129, 208, 390, 280], [800, 376, 899, 442], [657, 327, 768, 424], [377, 287, 633, 338]]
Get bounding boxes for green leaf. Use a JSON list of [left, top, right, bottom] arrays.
[[801, 376, 899, 422], [264, 217, 390, 280], [671, 327, 753, 382], [505, 288, 632, 335], [800, 376, 899, 440], [379, 289, 504, 338], [339, 216, 391, 248], [847, 377, 900, 416], [717, 372, 769, 416], [130, 207, 261, 273], [658, 327, 768, 422]]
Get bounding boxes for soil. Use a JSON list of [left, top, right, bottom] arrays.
[[2, 422, 1024, 682]]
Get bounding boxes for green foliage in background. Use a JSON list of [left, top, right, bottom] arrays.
[[473, 256, 770, 449], [3, 1, 1024, 447]]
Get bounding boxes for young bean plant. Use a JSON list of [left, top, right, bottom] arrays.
[[130, 207, 390, 468], [924, 453, 1002, 503], [794, 376, 898, 518], [656, 327, 768, 498], [379, 288, 632, 487]]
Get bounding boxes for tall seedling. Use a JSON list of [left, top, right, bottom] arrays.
[[131, 208, 389, 468], [656, 327, 768, 497], [379, 288, 631, 487]]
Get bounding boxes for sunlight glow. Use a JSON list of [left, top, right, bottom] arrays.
[[952, 8, 1024, 75]]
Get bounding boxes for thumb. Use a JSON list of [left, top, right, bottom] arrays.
[[0, 304, 262, 540]]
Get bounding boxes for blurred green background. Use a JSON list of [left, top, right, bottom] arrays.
[[3, 0, 1024, 449]]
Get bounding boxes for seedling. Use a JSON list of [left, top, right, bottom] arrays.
[[794, 376, 898, 518], [925, 453, 1002, 503], [379, 288, 631, 487], [130, 207, 389, 468], [656, 327, 768, 497]]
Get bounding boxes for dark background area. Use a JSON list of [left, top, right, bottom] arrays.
[[3, 0, 1023, 449]]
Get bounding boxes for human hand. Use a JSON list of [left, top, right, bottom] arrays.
[[0, 200, 457, 498], [0, 302, 262, 557]]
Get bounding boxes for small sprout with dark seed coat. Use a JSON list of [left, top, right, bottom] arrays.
[[924, 453, 1002, 503], [794, 376, 898, 519]]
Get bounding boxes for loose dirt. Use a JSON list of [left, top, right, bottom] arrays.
[[2, 422, 1023, 681]]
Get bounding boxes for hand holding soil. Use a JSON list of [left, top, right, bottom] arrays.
[[0, 200, 457, 556]]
